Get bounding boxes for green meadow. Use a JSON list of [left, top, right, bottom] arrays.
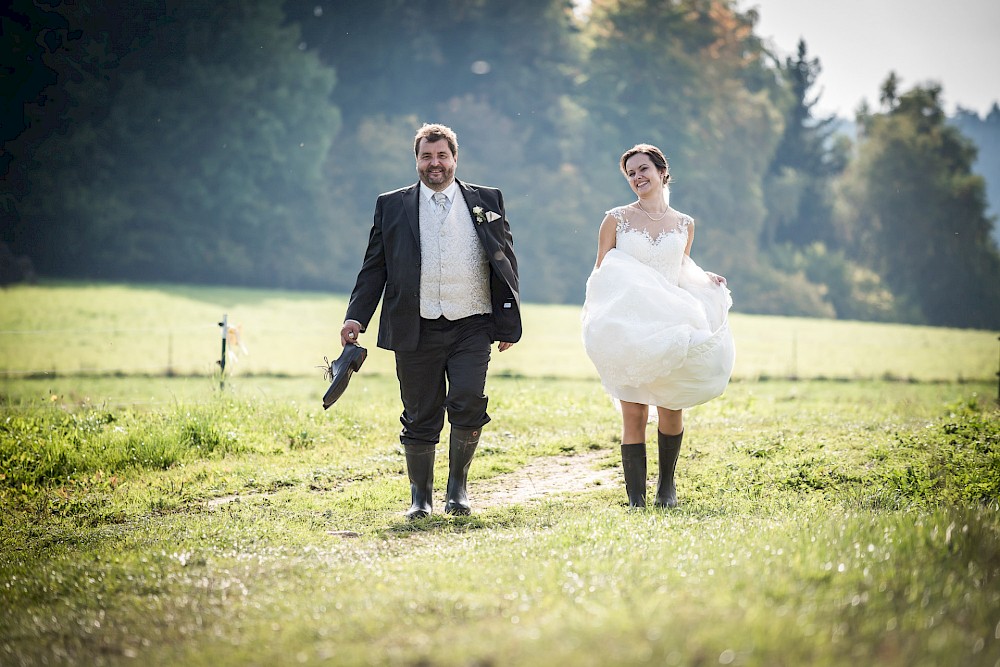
[[1, 283, 998, 666], [0, 282, 995, 382]]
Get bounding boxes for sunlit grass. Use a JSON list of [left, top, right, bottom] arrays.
[[1, 282, 998, 665], [1, 373, 998, 666], [0, 282, 996, 381]]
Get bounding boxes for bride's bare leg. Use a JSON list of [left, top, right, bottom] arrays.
[[621, 401, 649, 443], [619, 401, 648, 507], [656, 407, 683, 435]]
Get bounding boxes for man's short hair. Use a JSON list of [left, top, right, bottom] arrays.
[[414, 123, 459, 158]]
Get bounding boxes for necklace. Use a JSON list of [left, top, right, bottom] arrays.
[[636, 199, 668, 221]]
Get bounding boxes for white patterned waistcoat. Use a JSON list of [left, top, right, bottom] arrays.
[[418, 191, 492, 320]]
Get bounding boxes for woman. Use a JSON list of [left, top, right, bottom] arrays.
[[582, 144, 735, 508]]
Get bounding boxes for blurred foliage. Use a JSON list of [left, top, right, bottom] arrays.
[[839, 84, 1000, 328], [2, 0, 999, 326], [951, 104, 1000, 246], [6, 0, 340, 288]]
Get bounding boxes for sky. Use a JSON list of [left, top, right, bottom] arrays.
[[736, 0, 1000, 118]]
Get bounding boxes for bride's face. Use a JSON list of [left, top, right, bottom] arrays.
[[624, 154, 666, 199]]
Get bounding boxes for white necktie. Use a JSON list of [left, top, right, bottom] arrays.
[[432, 192, 448, 216]]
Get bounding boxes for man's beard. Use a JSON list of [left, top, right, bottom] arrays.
[[420, 166, 454, 187]]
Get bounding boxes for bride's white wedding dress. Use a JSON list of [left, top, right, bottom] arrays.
[[581, 206, 735, 409]]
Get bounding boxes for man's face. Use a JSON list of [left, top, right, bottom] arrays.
[[416, 138, 457, 190]]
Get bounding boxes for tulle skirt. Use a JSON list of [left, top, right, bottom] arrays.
[[581, 248, 735, 410]]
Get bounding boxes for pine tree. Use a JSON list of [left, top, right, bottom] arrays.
[[763, 39, 848, 249]]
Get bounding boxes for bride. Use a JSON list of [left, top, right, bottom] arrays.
[[581, 143, 735, 509]]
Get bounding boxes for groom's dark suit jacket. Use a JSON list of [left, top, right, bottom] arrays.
[[345, 179, 521, 353]]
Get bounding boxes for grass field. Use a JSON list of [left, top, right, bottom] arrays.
[[1, 283, 998, 666], [0, 282, 996, 382]]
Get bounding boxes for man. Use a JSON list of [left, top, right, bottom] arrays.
[[341, 123, 521, 520]]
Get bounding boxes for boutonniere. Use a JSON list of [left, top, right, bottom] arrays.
[[472, 206, 502, 224]]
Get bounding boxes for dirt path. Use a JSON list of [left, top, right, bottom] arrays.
[[207, 450, 620, 511], [474, 449, 618, 508]]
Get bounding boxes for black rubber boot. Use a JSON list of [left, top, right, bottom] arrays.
[[654, 430, 683, 508], [403, 443, 436, 520], [620, 443, 647, 508], [444, 426, 481, 516]]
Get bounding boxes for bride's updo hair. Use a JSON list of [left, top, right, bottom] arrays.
[[620, 143, 670, 185]]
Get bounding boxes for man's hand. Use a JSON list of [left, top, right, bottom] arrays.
[[341, 321, 362, 347], [498, 341, 515, 352]]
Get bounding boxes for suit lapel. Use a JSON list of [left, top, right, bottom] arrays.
[[402, 184, 420, 243], [457, 180, 482, 216], [461, 181, 505, 270], [459, 180, 490, 246]]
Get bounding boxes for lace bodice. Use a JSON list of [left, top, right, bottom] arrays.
[[609, 206, 693, 285]]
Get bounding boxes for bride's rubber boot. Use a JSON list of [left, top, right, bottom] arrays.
[[620, 443, 647, 508], [444, 426, 480, 516], [654, 430, 683, 508], [403, 443, 436, 520]]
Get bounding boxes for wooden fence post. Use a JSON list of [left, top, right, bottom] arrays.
[[218, 314, 228, 390]]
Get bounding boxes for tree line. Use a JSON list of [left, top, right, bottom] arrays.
[[3, 0, 998, 329]]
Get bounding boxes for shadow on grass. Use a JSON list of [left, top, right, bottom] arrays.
[[381, 506, 528, 537]]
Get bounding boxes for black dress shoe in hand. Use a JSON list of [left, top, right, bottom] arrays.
[[321, 344, 367, 409]]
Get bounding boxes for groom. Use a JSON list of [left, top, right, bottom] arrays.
[[340, 123, 521, 520]]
